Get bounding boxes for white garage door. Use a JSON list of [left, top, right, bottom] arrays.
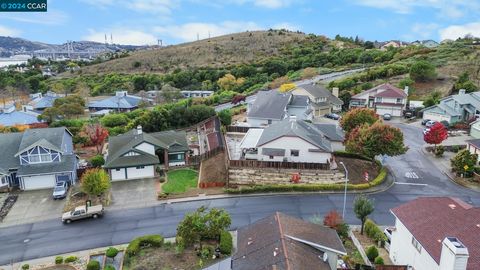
[[22, 174, 56, 190], [376, 107, 402, 117]]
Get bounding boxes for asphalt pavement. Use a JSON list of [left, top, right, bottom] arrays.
[[1, 121, 479, 265]]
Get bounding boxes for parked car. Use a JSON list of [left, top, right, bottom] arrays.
[[62, 204, 104, 224], [421, 119, 431, 125], [324, 113, 340, 120], [423, 128, 431, 135], [382, 113, 392, 121], [425, 120, 436, 127], [52, 181, 69, 200]]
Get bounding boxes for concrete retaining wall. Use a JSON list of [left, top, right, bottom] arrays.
[[229, 168, 345, 185]]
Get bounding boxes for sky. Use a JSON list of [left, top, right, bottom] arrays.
[[0, 0, 479, 45]]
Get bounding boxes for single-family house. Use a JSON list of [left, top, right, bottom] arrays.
[[180, 90, 214, 98], [389, 197, 479, 270], [88, 91, 151, 113], [239, 117, 332, 164], [0, 105, 43, 127], [469, 119, 480, 139], [247, 90, 312, 127], [292, 84, 343, 117], [466, 139, 480, 164], [314, 123, 345, 151], [0, 127, 78, 191], [349, 83, 408, 117], [421, 89, 480, 124], [104, 126, 190, 181], [29, 91, 61, 111], [411, 40, 439, 48], [231, 212, 347, 270], [380, 40, 408, 50]]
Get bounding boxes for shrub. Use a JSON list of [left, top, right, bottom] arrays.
[[374, 256, 385, 265], [126, 235, 164, 257], [366, 246, 379, 262], [89, 155, 105, 167], [200, 246, 213, 259], [21, 264, 29, 270], [364, 219, 387, 244], [435, 145, 445, 157], [86, 260, 100, 270], [336, 223, 349, 239], [55, 256, 63, 264], [104, 265, 115, 270], [106, 247, 119, 258], [219, 230, 233, 255], [64, 256, 78, 263]]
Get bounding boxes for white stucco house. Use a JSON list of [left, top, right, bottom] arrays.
[[349, 83, 408, 117], [104, 126, 190, 181], [389, 197, 478, 270], [0, 127, 78, 191], [247, 90, 312, 127], [239, 117, 333, 164]]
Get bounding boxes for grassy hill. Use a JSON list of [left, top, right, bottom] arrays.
[[75, 30, 327, 75]]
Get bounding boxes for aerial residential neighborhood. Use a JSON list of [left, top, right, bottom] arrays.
[[0, 1, 479, 270]]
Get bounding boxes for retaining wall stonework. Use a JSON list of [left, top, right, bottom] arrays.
[[228, 168, 345, 185]]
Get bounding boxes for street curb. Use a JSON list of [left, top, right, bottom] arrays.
[[160, 168, 395, 204]]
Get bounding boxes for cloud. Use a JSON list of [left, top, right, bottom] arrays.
[[0, 25, 20, 36], [83, 29, 158, 45], [411, 23, 439, 40], [81, 0, 177, 14], [154, 21, 261, 42], [253, 0, 292, 8], [272, 22, 301, 31], [206, 0, 293, 9], [439, 22, 480, 40], [1, 9, 68, 25], [352, 0, 479, 18]]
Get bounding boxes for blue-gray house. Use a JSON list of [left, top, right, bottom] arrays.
[[0, 127, 78, 191], [0, 105, 43, 127], [422, 89, 480, 124], [88, 91, 151, 113], [29, 91, 61, 111]]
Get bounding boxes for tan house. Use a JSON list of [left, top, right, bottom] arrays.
[[292, 84, 343, 118]]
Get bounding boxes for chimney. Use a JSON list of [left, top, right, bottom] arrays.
[[459, 89, 466, 95], [404, 86, 409, 96], [332, 87, 339, 98], [137, 125, 143, 135], [439, 237, 469, 270]]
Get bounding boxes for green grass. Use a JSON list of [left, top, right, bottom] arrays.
[[162, 169, 198, 194]]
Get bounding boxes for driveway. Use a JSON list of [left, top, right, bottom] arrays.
[[0, 189, 64, 227], [109, 178, 159, 210]]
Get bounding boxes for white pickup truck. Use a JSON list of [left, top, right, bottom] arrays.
[[62, 205, 104, 224]]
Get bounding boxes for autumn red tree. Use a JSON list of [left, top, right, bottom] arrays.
[[323, 210, 343, 230], [340, 108, 379, 138], [231, 95, 246, 105], [84, 123, 109, 154], [424, 122, 448, 150]]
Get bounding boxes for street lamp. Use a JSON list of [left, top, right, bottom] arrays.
[[339, 161, 349, 220]]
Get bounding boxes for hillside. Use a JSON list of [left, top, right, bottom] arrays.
[[75, 30, 318, 75]]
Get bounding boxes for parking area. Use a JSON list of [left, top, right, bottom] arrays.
[[0, 189, 65, 227], [109, 178, 159, 210]]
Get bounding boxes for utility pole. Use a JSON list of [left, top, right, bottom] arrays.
[[339, 161, 349, 219]]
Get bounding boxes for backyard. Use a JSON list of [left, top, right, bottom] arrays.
[[162, 169, 199, 194]]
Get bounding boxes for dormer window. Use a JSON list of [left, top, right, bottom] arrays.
[[20, 146, 60, 164], [123, 151, 140, 157]]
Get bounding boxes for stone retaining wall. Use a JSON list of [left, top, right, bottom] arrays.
[[228, 168, 345, 185]]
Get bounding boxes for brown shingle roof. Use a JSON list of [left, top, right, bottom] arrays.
[[232, 212, 345, 270], [391, 197, 480, 270], [352, 83, 406, 99]]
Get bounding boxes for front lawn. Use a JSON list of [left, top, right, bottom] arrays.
[[162, 169, 198, 194]]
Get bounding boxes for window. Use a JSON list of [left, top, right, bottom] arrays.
[[376, 97, 383, 103], [396, 98, 402, 104], [411, 236, 422, 253], [268, 119, 272, 124], [269, 156, 274, 159], [136, 166, 145, 169], [290, 150, 299, 157], [123, 151, 140, 157], [1, 177, 5, 184], [115, 168, 121, 171]]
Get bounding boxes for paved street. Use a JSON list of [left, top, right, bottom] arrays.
[[1, 121, 479, 265]]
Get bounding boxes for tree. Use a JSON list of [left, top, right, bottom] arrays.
[[410, 60, 436, 82], [217, 109, 232, 126], [423, 91, 441, 107], [366, 246, 379, 262], [231, 94, 246, 105], [161, 84, 183, 102], [353, 195, 374, 235], [83, 123, 109, 154], [204, 208, 232, 240], [424, 122, 448, 151], [38, 107, 62, 123], [279, 83, 296, 93], [100, 113, 129, 128], [268, 76, 290, 89], [217, 74, 244, 92], [301, 67, 318, 79], [451, 149, 478, 177], [340, 108, 379, 137], [80, 168, 110, 197], [323, 210, 342, 229], [345, 122, 407, 159]]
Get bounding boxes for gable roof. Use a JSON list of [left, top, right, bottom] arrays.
[[391, 197, 480, 270], [104, 128, 189, 168], [88, 94, 145, 109], [298, 84, 343, 105], [288, 95, 309, 107], [257, 118, 332, 152], [0, 111, 42, 126], [232, 212, 346, 270], [15, 127, 69, 156], [248, 91, 291, 120], [352, 83, 407, 99], [421, 91, 480, 116], [467, 139, 480, 148], [0, 132, 23, 174], [313, 124, 345, 142]]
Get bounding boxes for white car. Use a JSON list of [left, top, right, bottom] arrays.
[[423, 128, 431, 135], [425, 120, 436, 128], [52, 181, 69, 200]]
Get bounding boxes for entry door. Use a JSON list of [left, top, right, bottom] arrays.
[[9, 172, 19, 187]]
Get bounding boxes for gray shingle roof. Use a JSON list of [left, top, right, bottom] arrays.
[[16, 127, 68, 156], [248, 91, 291, 120], [313, 124, 345, 142], [232, 212, 346, 270], [467, 139, 480, 149], [104, 128, 189, 168], [257, 118, 332, 152], [17, 154, 77, 176], [299, 84, 344, 105], [0, 133, 23, 174], [32, 95, 58, 110], [88, 94, 145, 110], [0, 111, 42, 126], [289, 95, 309, 107]]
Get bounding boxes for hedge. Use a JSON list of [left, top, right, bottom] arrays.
[[126, 234, 164, 257], [366, 246, 379, 262], [21, 264, 29, 270], [333, 151, 373, 161], [64, 256, 78, 263], [106, 247, 119, 258], [374, 256, 385, 265], [364, 219, 387, 244], [55, 256, 63, 264], [226, 167, 387, 194], [219, 231, 233, 255], [86, 260, 100, 270]]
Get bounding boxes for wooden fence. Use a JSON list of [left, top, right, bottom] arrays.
[[226, 125, 251, 133], [229, 159, 330, 170], [189, 146, 225, 165]]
